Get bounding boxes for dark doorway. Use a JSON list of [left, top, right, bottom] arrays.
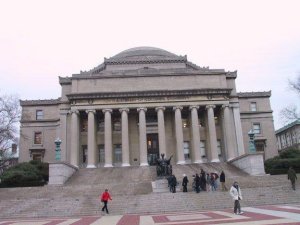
[[147, 133, 159, 165]]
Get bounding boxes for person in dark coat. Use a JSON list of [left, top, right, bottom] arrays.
[[171, 174, 177, 193], [194, 173, 201, 193], [288, 167, 297, 190], [220, 171, 228, 191], [200, 169, 207, 191], [182, 174, 189, 192]]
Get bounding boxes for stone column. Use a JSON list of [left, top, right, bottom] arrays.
[[137, 108, 148, 166], [222, 104, 236, 161], [155, 107, 167, 157], [70, 110, 80, 167], [173, 106, 185, 164], [232, 104, 245, 155], [86, 109, 96, 168], [206, 105, 220, 162], [59, 111, 68, 162], [103, 109, 113, 167], [120, 108, 130, 167], [189, 106, 203, 163]]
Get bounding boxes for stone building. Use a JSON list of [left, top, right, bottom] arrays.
[[19, 47, 278, 168], [276, 119, 300, 151]]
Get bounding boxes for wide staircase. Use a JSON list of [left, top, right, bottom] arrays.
[[0, 163, 299, 219]]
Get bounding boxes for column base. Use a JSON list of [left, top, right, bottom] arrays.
[[104, 163, 113, 167], [226, 157, 235, 161], [193, 160, 203, 164], [211, 158, 220, 163], [140, 162, 149, 166], [122, 163, 130, 167], [177, 160, 186, 165], [86, 164, 96, 168]]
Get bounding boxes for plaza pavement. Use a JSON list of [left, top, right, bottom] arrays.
[[1, 203, 300, 225]]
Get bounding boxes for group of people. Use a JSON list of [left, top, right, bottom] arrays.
[[183, 169, 228, 193], [99, 167, 297, 215]]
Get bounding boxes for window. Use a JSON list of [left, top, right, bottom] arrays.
[[32, 154, 42, 162], [81, 118, 88, 132], [113, 118, 121, 131], [182, 119, 189, 128], [114, 144, 122, 163], [99, 145, 105, 163], [253, 123, 261, 134], [36, 110, 43, 120], [98, 119, 105, 132], [250, 102, 257, 111], [34, 132, 42, 144], [183, 141, 190, 160], [217, 140, 222, 156], [200, 141, 206, 157]]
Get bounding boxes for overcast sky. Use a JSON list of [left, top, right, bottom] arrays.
[[0, 0, 299, 129]]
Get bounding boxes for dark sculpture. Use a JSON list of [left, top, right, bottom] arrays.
[[156, 153, 173, 177]]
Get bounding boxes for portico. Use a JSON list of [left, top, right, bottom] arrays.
[[67, 102, 242, 168]]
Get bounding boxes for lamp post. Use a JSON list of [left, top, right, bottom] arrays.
[[54, 138, 62, 161], [248, 129, 256, 153]]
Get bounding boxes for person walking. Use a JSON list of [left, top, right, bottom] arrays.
[[100, 189, 112, 214], [229, 181, 243, 215], [287, 166, 297, 190], [194, 173, 201, 193], [220, 171, 228, 191], [182, 174, 189, 192]]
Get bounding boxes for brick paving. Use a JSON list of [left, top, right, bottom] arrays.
[[1, 204, 300, 225]]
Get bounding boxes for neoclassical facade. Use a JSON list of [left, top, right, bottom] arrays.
[[19, 47, 278, 167]]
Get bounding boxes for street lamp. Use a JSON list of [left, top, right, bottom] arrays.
[[248, 129, 256, 153], [54, 138, 62, 161]]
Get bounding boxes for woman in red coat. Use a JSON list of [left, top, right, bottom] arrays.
[[100, 189, 112, 214]]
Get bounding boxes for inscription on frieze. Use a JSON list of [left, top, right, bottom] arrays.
[[115, 96, 190, 103]]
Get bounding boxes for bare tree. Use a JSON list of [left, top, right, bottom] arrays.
[[0, 94, 21, 173], [280, 74, 300, 124]]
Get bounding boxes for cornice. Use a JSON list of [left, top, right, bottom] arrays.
[[237, 91, 271, 98], [66, 88, 232, 100], [20, 98, 61, 106]]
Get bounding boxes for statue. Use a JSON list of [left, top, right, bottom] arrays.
[[156, 154, 173, 177]]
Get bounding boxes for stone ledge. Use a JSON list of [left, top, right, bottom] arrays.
[[229, 153, 266, 176], [48, 161, 78, 185]]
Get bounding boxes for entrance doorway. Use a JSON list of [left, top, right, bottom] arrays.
[[147, 133, 159, 165]]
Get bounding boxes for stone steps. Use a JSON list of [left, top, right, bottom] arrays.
[[0, 164, 299, 219]]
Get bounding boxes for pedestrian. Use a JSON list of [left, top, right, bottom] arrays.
[[287, 166, 297, 190], [100, 189, 112, 214], [220, 171, 228, 191], [182, 174, 189, 192], [206, 173, 211, 192], [194, 173, 201, 193], [229, 181, 243, 215], [200, 169, 207, 191], [171, 174, 177, 193]]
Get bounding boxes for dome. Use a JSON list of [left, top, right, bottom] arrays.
[[108, 46, 181, 61]]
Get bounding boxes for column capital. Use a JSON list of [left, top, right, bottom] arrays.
[[221, 104, 230, 109], [206, 104, 216, 110], [189, 105, 199, 111], [137, 107, 147, 112], [86, 109, 96, 114], [155, 106, 166, 112], [69, 109, 79, 115], [102, 109, 113, 113], [173, 106, 183, 111], [119, 108, 129, 113]]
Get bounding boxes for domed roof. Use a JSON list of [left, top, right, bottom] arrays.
[[106, 46, 185, 63], [111, 46, 178, 59]]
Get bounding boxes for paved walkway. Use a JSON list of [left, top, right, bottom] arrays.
[[1, 204, 300, 225]]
